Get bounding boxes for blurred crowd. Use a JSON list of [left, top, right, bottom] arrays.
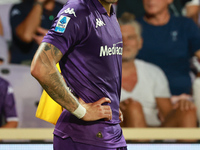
[[0, 0, 200, 142]]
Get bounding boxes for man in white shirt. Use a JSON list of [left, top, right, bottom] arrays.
[[119, 12, 197, 129]]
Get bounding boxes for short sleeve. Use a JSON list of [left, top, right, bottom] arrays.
[[42, 5, 89, 55], [3, 85, 18, 122], [186, 0, 199, 6], [10, 4, 29, 33], [186, 18, 200, 55], [152, 65, 171, 98]]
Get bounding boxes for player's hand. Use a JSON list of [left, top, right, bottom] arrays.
[[119, 109, 123, 122], [33, 27, 48, 45], [33, 35, 44, 45], [36, 27, 48, 35], [173, 99, 196, 111], [79, 97, 112, 121]]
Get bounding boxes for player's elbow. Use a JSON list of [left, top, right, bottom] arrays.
[[31, 63, 38, 79], [31, 58, 51, 84], [31, 60, 43, 81]]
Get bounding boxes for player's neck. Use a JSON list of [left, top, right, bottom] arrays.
[[144, 10, 170, 26], [98, 0, 112, 16]]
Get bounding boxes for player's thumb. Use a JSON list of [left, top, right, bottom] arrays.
[[95, 97, 111, 105], [78, 97, 86, 105]]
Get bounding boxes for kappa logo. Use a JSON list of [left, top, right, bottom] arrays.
[[8, 86, 14, 94], [11, 9, 21, 17], [96, 18, 105, 28], [62, 8, 77, 17]]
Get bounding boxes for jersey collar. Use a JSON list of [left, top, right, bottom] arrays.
[[92, 0, 115, 16]]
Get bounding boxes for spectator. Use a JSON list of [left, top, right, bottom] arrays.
[[116, 0, 191, 18], [0, 77, 18, 128], [169, 0, 192, 16], [136, 0, 200, 96], [9, 0, 63, 65], [119, 12, 197, 138], [117, 0, 145, 18]]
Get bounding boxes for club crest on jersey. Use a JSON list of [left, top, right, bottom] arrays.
[[55, 15, 70, 33], [62, 8, 77, 17], [96, 18, 105, 28]]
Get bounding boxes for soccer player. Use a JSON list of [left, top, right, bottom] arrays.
[[0, 77, 18, 128], [31, 0, 127, 149]]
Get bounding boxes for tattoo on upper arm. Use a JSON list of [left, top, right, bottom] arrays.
[[44, 44, 51, 51], [53, 46, 60, 56], [40, 43, 63, 64], [43, 42, 62, 56]]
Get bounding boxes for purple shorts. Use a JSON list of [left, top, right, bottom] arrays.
[[53, 135, 127, 150]]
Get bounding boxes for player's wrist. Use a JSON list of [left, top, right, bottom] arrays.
[[72, 104, 86, 119]]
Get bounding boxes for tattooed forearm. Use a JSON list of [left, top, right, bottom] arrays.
[[53, 46, 61, 56], [43, 42, 62, 59], [40, 71, 79, 112], [35, 42, 79, 112]]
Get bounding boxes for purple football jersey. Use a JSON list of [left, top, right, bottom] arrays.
[[0, 77, 18, 126], [43, 0, 126, 148]]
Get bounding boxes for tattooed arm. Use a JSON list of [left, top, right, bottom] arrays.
[[31, 42, 112, 121]]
